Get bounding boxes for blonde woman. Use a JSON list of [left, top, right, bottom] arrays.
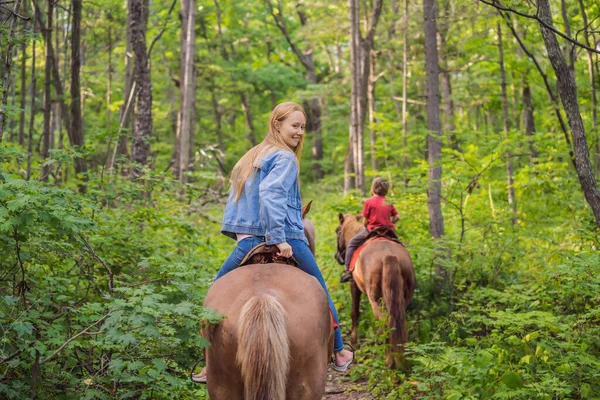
[[194, 102, 354, 383]]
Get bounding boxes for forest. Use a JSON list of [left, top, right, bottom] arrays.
[[0, 0, 599, 398]]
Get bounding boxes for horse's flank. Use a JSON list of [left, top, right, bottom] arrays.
[[202, 263, 333, 400]]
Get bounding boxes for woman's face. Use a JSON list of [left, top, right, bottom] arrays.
[[277, 111, 306, 149]]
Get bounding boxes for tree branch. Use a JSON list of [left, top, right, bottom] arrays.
[[40, 311, 112, 365], [478, 0, 600, 54], [264, 0, 310, 69], [147, 0, 177, 59]]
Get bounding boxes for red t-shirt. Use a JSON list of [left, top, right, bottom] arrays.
[[362, 195, 398, 232]]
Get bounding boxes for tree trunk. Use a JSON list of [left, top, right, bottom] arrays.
[[349, 0, 363, 192], [115, 0, 134, 173], [368, 50, 378, 171], [348, 0, 383, 194], [497, 23, 517, 225], [437, 0, 458, 149], [178, 0, 196, 183], [42, 0, 53, 181], [130, 0, 152, 179], [18, 1, 27, 146], [521, 83, 538, 162], [0, 0, 24, 142], [423, 0, 444, 239], [402, 0, 409, 187], [577, 0, 598, 178], [27, 22, 37, 181], [537, 0, 600, 227], [32, 0, 73, 156], [70, 0, 87, 181]]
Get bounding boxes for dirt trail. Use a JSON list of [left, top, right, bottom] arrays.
[[323, 367, 375, 400]]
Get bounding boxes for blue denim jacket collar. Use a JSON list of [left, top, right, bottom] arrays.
[[221, 149, 307, 245]]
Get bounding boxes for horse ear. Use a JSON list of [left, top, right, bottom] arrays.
[[338, 213, 345, 224]]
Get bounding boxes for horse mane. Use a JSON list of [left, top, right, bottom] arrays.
[[236, 294, 290, 400], [342, 214, 364, 243]]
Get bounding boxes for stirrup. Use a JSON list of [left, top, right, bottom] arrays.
[[190, 359, 206, 385]]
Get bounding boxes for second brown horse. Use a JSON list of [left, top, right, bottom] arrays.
[[335, 213, 416, 368]]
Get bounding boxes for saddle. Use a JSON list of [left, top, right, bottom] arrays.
[[349, 227, 404, 272], [239, 243, 298, 267], [364, 226, 403, 245]]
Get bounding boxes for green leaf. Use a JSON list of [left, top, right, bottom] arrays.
[[501, 371, 522, 389]]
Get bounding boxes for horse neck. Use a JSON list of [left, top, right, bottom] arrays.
[[344, 220, 364, 245]]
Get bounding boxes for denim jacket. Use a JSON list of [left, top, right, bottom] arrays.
[[221, 149, 307, 245]]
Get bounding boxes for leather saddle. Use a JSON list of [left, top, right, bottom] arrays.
[[239, 243, 298, 267], [364, 226, 404, 246]]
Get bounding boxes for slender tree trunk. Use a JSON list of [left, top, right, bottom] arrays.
[[368, 50, 378, 171], [577, 0, 598, 178], [107, 24, 112, 127], [497, 23, 517, 224], [0, 0, 24, 142], [521, 83, 538, 163], [178, 0, 196, 183], [18, 1, 28, 146], [27, 24, 37, 181], [402, 0, 409, 188], [423, 0, 446, 281], [349, 0, 362, 192], [423, 0, 444, 237], [129, 0, 152, 180], [32, 0, 73, 153], [537, 0, 600, 227], [70, 0, 87, 181], [115, 0, 134, 173], [437, 0, 458, 149], [41, 0, 53, 181]]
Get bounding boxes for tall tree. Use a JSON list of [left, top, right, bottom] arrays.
[[577, 0, 598, 177], [177, 0, 196, 183], [42, 0, 54, 181], [423, 0, 446, 276], [18, 0, 28, 146], [497, 22, 517, 224], [0, 0, 23, 142], [347, 0, 384, 194], [537, 0, 600, 227], [70, 0, 87, 180], [130, 0, 152, 180]]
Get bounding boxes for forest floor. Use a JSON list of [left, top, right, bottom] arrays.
[[323, 366, 375, 400]]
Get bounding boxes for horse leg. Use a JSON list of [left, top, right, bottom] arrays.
[[350, 281, 361, 346], [366, 268, 384, 321]]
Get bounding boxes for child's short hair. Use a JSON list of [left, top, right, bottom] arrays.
[[371, 177, 389, 196]]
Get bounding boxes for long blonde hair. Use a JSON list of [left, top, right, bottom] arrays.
[[231, 102, 306, 201]]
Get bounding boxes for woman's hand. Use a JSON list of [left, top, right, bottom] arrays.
[[275, 242, 293, 258]]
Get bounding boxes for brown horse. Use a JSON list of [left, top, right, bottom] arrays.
[[202, 263, 334, 400], [335, 213, 416, 368]]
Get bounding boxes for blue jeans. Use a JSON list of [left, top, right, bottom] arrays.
[[215, 236, 345, 352]]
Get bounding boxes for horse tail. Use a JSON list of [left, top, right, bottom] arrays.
[[382, 254, 407, 368], [236, 294, 289, 400]]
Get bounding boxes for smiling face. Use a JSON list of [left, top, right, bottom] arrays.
[[276, 110, 306, 150]]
